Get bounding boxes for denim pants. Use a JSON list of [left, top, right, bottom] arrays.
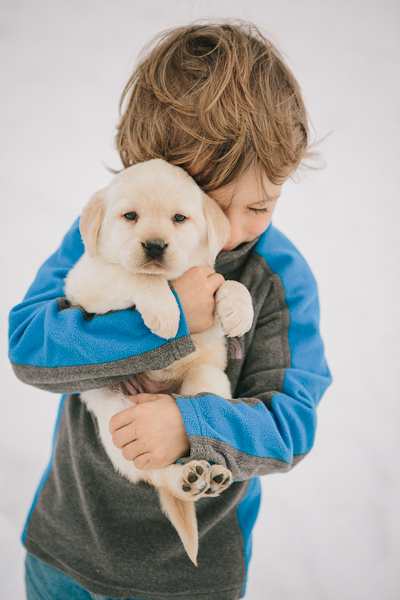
[[25, 553, 142, 600]]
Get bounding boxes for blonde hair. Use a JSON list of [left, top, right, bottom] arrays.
[[116, 22, 310, 192]]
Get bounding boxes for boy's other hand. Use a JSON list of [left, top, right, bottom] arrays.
[[109, 394, 190, 470], [171, 266, 225, 334]]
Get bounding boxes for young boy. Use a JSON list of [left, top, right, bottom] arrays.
[[9, 23, 332, 600]]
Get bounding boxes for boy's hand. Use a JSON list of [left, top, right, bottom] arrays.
[[109, 394, 190, 470], [171, 266, 225, 334]]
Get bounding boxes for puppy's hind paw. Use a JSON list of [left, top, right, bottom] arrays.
[[175, 461, 232, 501], [180, 461, 211, 498], [203, 465, 232, 497]]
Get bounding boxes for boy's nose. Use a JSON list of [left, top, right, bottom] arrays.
[[142, 239, 167, 258]]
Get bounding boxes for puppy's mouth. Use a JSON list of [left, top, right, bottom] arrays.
[[139, 258, 168, 272], [136, 253, 176, 275]]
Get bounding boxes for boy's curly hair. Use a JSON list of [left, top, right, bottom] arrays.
[[116, 22, 310, 192]]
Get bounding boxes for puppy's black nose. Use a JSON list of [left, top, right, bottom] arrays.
[[142, 239, 167, 259]]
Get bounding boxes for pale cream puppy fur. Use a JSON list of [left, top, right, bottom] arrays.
[[65, 159, 254, 565]]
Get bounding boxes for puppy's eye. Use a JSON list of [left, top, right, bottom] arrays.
[[124, 212, 138, 221], [173, 214, 187, 223]]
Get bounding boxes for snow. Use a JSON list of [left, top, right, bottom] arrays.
[[1, 1, 399, 598]]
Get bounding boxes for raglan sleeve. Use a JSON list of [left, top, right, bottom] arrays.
[[175, 235, 332, 481], [8, 218, 195, 394]]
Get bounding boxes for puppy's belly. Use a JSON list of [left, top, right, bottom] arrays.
[[112, 373, 181, 396]]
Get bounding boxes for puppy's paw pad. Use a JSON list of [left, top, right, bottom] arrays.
[[205, 465, 232, 496], [181, 461, 210, 497]]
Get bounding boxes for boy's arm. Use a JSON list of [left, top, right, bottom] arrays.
[[8, 218, 196, 393], [175, 237, 332, 481]]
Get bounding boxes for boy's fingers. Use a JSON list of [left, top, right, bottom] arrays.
[[199, 265, 216, 277], [111, 423, 137, 448], [207, 273, 225, 293], [109, 406, 135, 433], [110, 394, 166, 436], [171, 265, 215, 287], [121, 440, 146, 461], [133, 452, 151, 470]]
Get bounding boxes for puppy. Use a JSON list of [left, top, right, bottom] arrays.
[[65, 159, 254, 565]]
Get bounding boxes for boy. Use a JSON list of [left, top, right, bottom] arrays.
[[9, 22, 332, 600]]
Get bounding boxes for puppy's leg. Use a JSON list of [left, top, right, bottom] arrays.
[[180, 363, 232, 399], [130, 275, 181, 340], [66, 258, 180, 339]]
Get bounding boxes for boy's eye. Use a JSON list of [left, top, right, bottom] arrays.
[[249, 207, 269, 215], [173, 214, 187, 223], [124, 212, 138, 221]]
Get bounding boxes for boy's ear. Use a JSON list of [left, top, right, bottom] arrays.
[[202, 194, 231, 262], [79, 190, 106, 257]]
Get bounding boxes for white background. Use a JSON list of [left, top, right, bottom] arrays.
[[1, 1, 399, 598]]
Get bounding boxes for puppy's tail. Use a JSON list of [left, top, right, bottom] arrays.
[[157, 488, 198, 566]]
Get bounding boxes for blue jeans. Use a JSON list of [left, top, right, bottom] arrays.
[[25, 553, 142, 600]]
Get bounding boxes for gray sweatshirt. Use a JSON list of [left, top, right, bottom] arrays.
[[9, 219, 331, 599]]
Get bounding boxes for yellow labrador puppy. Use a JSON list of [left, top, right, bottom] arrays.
[[65, 159, 254, 565]]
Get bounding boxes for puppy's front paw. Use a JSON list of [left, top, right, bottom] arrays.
[[140, 296, 181, 339], [214, 280, 254, 337]]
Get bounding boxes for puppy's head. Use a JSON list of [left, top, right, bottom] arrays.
[[79, 159, 230, 279]]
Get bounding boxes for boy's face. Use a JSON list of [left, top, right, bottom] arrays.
[[207, 169, 283, 251]]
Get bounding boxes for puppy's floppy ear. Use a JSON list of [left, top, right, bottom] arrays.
[[202, 194, 231, 262], [79, 190, 106, 257]]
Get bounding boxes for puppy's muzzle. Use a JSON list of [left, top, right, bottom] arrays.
[[142, 239, 168, 259]]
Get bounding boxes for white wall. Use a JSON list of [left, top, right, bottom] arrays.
[[1, 1, 399, 598]]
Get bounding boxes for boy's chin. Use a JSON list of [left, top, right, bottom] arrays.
[[222, 242, 246, 252]]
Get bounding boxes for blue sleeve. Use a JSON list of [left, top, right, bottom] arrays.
[[175, 226, 332, 480], [8, 218, 195, 393]]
